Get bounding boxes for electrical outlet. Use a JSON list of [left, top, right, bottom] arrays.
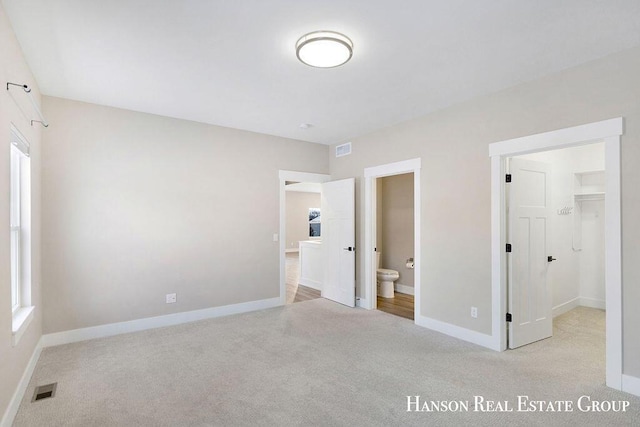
[[166, 293, 177, 304], [471, 306, 478, 318]]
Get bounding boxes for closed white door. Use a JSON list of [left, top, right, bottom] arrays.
[[321, 178, 355, 307], [508, 158, 553, 348]]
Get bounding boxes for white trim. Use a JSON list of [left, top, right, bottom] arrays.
[[621, 375, 640, 398], [364, 177, 374, 308], [285, 248, 299, 253], [298, 277, 322, 291], [11, 305, 35, 347], [279, 170, 331, 306], [415, 315, 496, 350], [356, 297, 369, 308], [553, 297, 606, 318], [10, 124, 30, 157], [488, 118, 623, 157], [394, 283, 415, 296], [552, 298, 580, 318], [1, 337, 42, 427], [579, 297, 606, 310], [363, 158, 421, 324], [603, 134, 623, 390], [41, 297, 280, 347], [489, 117, 624, 391], [364, 158, 421, 178], [490, 155, 507, 350]]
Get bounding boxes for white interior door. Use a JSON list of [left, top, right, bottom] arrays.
[[508, 158, 553, 348], [321, 178, 355, 307]]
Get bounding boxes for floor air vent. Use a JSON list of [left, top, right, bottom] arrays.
[[32, 383, 57, 402]]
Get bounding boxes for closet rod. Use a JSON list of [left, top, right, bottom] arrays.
[[6, 82, 49, 127]]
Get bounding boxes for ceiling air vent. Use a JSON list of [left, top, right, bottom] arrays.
[[335, 142, 352, 158]]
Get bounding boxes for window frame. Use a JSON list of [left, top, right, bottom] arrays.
[[10, 146, 22, 314], [9, 126, 34, 346]]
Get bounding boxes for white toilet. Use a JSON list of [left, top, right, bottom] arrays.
[[376, 252, 399, 298]]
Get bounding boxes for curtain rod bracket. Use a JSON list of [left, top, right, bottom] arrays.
[[6, 81, 48, 127], [31, 120, 49, 128], [6, 82, 29, 92]]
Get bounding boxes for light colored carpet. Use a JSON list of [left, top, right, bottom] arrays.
[[14, 302, 640, 426]]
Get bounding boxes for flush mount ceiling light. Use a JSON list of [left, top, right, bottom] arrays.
[[296, 31, 353, 68]]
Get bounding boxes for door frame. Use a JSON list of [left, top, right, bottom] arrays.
[[489, 118, 623, 390], [363, 158, 421, 319], [278, 170, 331, 305]]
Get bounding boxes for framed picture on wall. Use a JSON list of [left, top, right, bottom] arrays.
[[309, 208, 321, 237]]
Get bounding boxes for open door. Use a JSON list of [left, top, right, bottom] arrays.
[[508, 158, 553, 348], [321, 178, 355, 307]]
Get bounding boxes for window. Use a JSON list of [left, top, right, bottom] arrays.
[[10, 127, 33, 345], [10, 145, 22, 313]]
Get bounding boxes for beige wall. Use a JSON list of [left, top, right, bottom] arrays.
[[0, 4, 43, 422], [329, 46, 640, 377], [379, 173, 414, 287], [41, 96, 328, 333], [285, 191, 321, 250]]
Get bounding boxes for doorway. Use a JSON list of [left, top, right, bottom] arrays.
[[278, 171, 331, 306], [506, 143, 605, 349], [364, 158, 421, 321], [284, 181, 323, 304], [278, 171, 356, 308], [489, 117, 623, 390], [375, 173, 415, 320]]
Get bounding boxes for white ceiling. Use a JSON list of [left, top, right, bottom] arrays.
[[4, 0, 640, 145]]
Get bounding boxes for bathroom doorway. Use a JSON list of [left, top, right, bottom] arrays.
[[363, 158, 421, 321], [375, 173, 415, 320]]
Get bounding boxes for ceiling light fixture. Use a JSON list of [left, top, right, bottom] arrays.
[[296, 31, 353, 68]]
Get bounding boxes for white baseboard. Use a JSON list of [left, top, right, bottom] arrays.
[[299, 278, 322, 291], [285, 248, 299, 253], [552, 297, 606, 318], [394, 283, 414, 296], [1, 337, 43, 427], [41, 297, 281, 348], [356, 297, 369, 309], [415, 315, 496, 350], [579, 297, 606, 310], [553, 297, 580, 318], [622, 374, 640, 397]]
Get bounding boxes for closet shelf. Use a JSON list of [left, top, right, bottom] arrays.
[[573, 170, 605, 251], [574, 192, 605, 202]]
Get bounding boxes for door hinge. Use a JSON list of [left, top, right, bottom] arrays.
[[506, 243, 512, 253], [505, 174, 512, 183], [506, 313, 512, 322]]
